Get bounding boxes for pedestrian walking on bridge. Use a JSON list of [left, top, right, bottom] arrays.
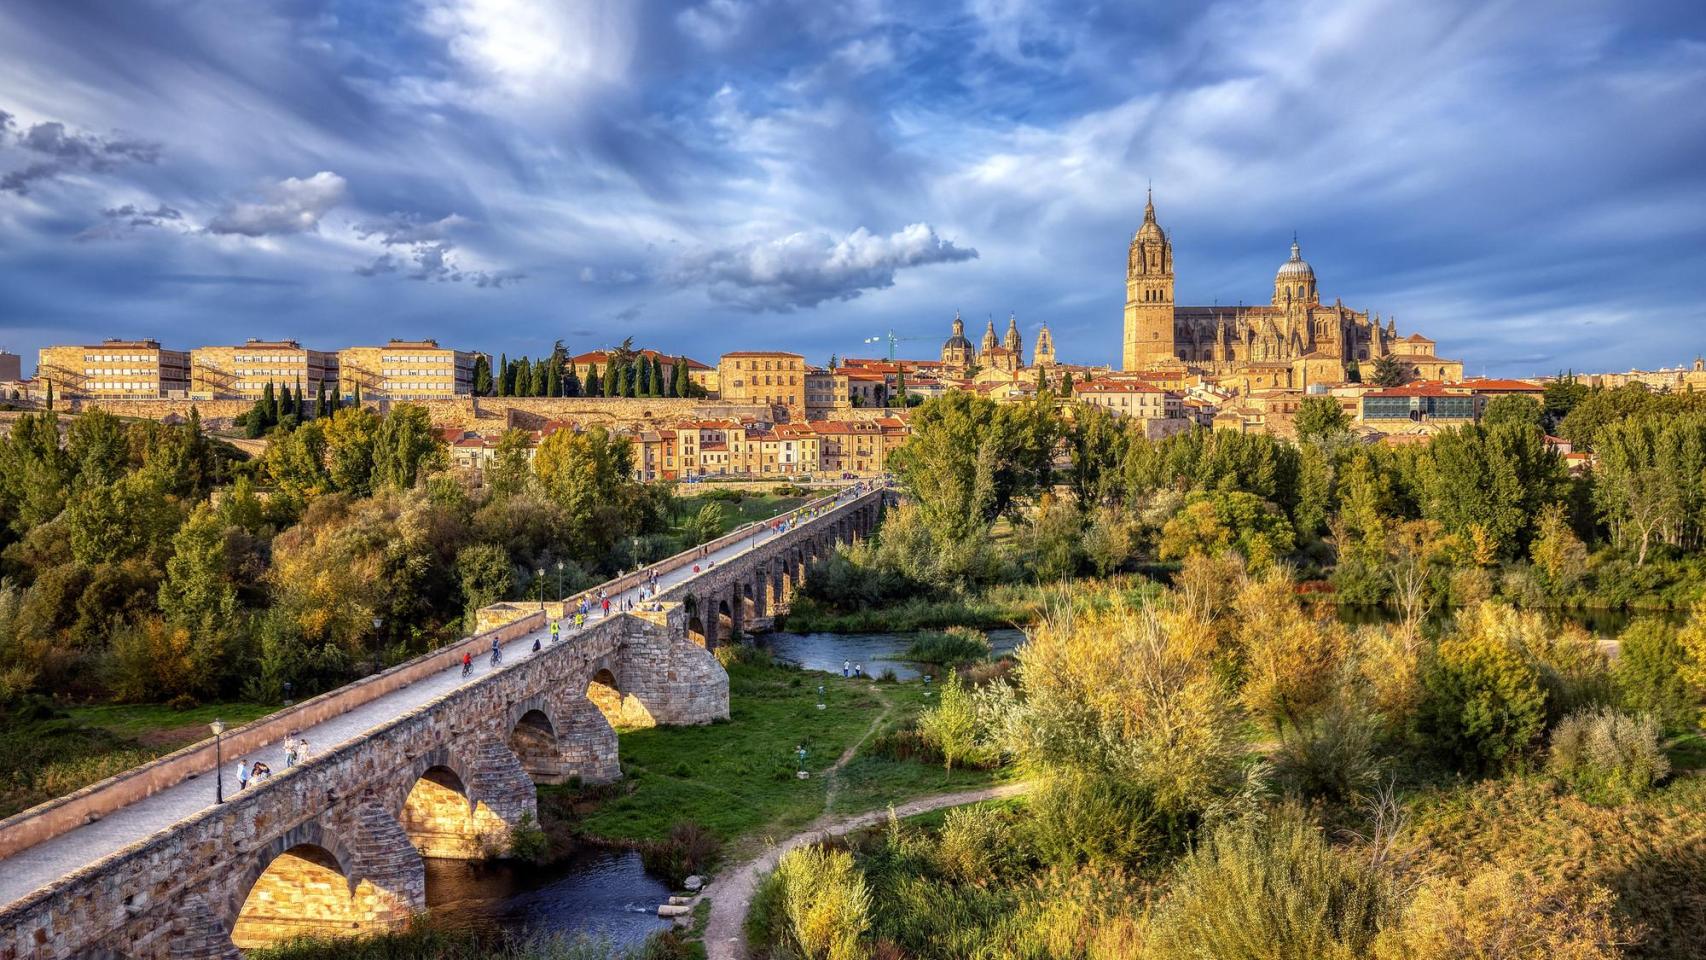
[[237, 759, 250, 792]]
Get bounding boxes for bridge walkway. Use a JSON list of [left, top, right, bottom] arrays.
[[0, 486, 870, 912]]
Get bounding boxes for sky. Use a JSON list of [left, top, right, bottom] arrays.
[[2, 0, 1704, 377]]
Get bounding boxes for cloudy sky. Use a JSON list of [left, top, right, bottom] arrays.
[[2, 0, 1703, 376]]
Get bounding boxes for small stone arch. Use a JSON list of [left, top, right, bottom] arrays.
[[508, 705, 561, 783], [716, 597, 733, 646], [397, 764, 508, 859], [227, 822, 407, 950], [687, 613, 708, 648]]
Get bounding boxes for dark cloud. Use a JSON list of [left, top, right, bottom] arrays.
[[75, 203, 184, 241], [354, 212, 470, 246], [207, 172, 346, 236], [673, 223, 977, 312], [353, 212, 521, 288], [0, 116, 161, 194]]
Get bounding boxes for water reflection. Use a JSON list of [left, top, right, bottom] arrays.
[[423, 847, 671, 947], [763, 628, 1027, 679]]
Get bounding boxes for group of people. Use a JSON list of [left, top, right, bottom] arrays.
[[234, 731, 311, 792], [842, 660, 865, 678]]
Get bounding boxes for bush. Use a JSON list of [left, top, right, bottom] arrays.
[[506, 812, 548, 862], [1271, 701, 1384, 804], [1374, 866, 1629, 960], [772, 844, 871, 960], [902, 626, 990, 665], [641, 820, 722, 888], [1546, 706, 1669, 805], [715, 643, 773, 669], [933, 805, 1022, 886], [1413, 616, 1548, 772], [1143, 808, 1393, 960], [1613, 618, 1700, 733], [1026, 774, 1165, 868]]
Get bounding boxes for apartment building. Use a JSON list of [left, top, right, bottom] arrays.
[[804, 367, 850, 419], [718, 351, 806, 414], [338, 339, 474, 399], [190, 339, 339, 398], [567, 350, 711, 391], [0, 351, 21, 383], [37, 339, 190, 398]]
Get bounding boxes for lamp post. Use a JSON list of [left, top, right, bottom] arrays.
[[555, 560, 564, 601], [536, 568, 546, 612], [210, 719, 226, 804], [371, 616, 383, 675]]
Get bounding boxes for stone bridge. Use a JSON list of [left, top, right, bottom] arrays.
[[0, 489, 885, 959]]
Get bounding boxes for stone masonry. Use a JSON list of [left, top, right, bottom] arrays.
[[0, 490, 884, 960]]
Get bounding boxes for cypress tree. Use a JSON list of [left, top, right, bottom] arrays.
[[586, 362, 602, 397], [353, 380, 361, 405], [546, 361, 561, 397], [45, 379, 53, 411], [1062, 370, 1075, 395], [514, 356, 531, 397], [674, 357, 690, 397], [650, 355, 665, 397], [564, 364, 581, 397], [498, 353, 510, 396], [261, 381, 278, 427], [628, 361, 641, 397], [473, 354, 492, 395], [637, 356, 652, 396], [295, 376, 305, 418], [533, 358, 548, 396]]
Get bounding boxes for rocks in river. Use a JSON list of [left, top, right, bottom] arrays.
[[684, 875, 704, 891], [668, 895, 694, 906], [658, 904, 692, 917]]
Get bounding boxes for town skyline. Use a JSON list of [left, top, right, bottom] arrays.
[[3, 1, 1705, 377]]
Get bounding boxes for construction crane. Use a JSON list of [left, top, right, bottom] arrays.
[[860, 330, 931, 363]]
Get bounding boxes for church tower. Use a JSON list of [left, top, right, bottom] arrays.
[[1003, 313, 1023, 357], [1033, 321, 1056, 367], [1123, 189, 1175, 370], [981, 318, 999, 354]]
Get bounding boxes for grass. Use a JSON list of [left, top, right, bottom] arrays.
[[0, 697, 277, 819], [561, 660, 1003, 852], [670, 492, 806, 541]]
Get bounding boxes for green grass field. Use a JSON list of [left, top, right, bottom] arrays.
[[561, 660, 1002, 851]]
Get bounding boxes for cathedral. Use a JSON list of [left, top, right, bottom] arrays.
[[940, 311, 1054, 375], [1121, 191, 1457, 384]]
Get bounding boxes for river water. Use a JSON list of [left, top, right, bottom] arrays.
[[423, 847, 671, 947], [763, 628, 1028, 679]]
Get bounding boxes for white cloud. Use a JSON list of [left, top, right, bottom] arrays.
[[420, 0, 637, 101], [677, 0, 749, 49], [207, 171, 346, 236], [673, 222, 978, 311]]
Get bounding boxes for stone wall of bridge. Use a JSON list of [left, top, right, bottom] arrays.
[[0, 490, 884, 960]]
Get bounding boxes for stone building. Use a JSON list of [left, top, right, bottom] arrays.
[[940, 312, 1042, 377], [1121, 190, 1459, 386], [37, 338, 190, 398], [190, 339, 339, 399], [338, 339, 475, 399], [717, 351, 806, 415], [1033, 322, 1056, 368]]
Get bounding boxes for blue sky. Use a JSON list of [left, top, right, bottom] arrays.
[[2, 0, 1704, 376]]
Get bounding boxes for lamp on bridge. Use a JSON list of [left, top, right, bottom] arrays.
[[371, 616, 384, 675], [536, 568, 546, 611], [210, 719, 226, 804], [555, 560, 564, 602]]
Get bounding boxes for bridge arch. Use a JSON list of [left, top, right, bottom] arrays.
[[588, 667, 623, 725], [507, 703, 562, 783], [227, 822, 407, 950], [397, 762, 509, 859], [716, 596, 733, 647]]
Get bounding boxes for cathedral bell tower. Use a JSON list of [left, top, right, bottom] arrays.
[[1123, 188, 1175, 370]]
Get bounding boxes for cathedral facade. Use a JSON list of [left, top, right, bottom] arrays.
[[941, 312, 1053, 375], [1122, 192, 1454, 383]]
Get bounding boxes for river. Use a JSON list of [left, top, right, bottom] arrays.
[[423, 847, 672, 947], [762, 628, 1028, 679]]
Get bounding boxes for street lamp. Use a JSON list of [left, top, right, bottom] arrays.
[[210, 719, 226, 804], [555, 560, 564, 601], [371, 616, 383, 675], [536, 568, 546, 612]]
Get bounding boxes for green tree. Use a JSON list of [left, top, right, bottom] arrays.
[[1482, 394, 1544, 431], [1371, 354, 1406, 387], [650, 355, 666, 398], [1294, 395, 1351, 443], [534, 426, 642, 567], [66, 408, 130, 489], [488, 428, 534, 498], [456, 542, 513, 621], [545, 358, 561, 397], [586, 361, 602, 397], [918, 671, 977, 775], [0, 412, 70, 538], [497, 352, 510, 396], [473, 353, 493, 395], [261, 381, 278, 426], [371, 404, 446, 491], [1612, 618, 1699, 732], [65, 472, 182, 567], [321, 405, 380, 495], [157, 502, 237, 630], [263, 421, 332, 507], [1066, 402, 1131, 508], [1159, 490, 1297, 572], [1529, 501, 1588, 595], [1414, 611, 1549, 771], [1543, 372, 1589, 423], [563, 362, 581, 397], [888, 391, 1059, 544], [532, 358, 549, 397], [636, 355, 652, 396], [1417, 422, 1563, 559]]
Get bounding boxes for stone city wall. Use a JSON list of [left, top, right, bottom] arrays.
[[55, 396, 776, 432]]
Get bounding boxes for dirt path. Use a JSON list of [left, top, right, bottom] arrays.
[[821, 683, 892, 815], [701, 781, 1033, 960]]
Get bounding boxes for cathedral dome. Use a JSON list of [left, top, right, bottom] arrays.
[[1276, 239, 1314, 280]]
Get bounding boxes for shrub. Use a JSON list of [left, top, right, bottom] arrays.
[[917, 671, 978, 774], [1546, 706, 1669, 805], [1271, 700, 1384, 804], [773, 844, 871, 960], [1614, 618, 1700, 732], [504, 812, 548, 862], [933, 805, 1021, 886], [1375, 866, 1629, 960], [902, 626, 990, 665], [1143, 808, 1393, 960], [1026, 773, 1165, 868], [1413, 615, 1548, 772], [640, 820, 722, 888], [715, 643, 773, 669]]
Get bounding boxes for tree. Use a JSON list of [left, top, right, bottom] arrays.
[[888, 391, 1059, 545], [1061, 370, 1075, 395], [545, 358, 561, 397], [473, 353, 493, 396], [1344, 360, 1362, 383], [44, 378, 53, 410], [497, 352, 510, 396], [1293, 395, 1351, 443], [371, 404, 445, 491], [456, 542, 513, 621], [321, 405, 380, 495], [1159, 490, 1296, 572], [586, 361, 602, 397], [1612, 618, 1699, 732], [487, 428, 533, 498], [261, 381, 278, 425], [514, 356, 533, 397], [1482, 394, 1544, 431], [1082, 505, 1135, 575], [532, 358, 549, 397], [827, 353, 838, 371], [1418, 423, 1564, 559], [65, 471, 182, 568], [1529, 502, 1588, 595], [1235, 571, 1344, 734], [66, 408, 130, 489], [636, 355, 652, 396], [562, 362, 582, 398], [1371, 354, 1406, 387], [673, 357, 690, 397], [263, 421, 332, 507], [918, 671, 977, 775], [157, 502, 237, 631], [1414, 606, 1548, 771], [533, 426, 643, 566], [1543, 372, 1590, 423], [650, 355, 666, 397]]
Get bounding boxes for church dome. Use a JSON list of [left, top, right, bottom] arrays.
[[1276, 239, 1314, 280], [943, 333, 973, 351]]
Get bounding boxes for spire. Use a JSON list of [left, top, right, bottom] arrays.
[[1289, 233, 1302, 261], [1143, 184, 1156, 224]]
